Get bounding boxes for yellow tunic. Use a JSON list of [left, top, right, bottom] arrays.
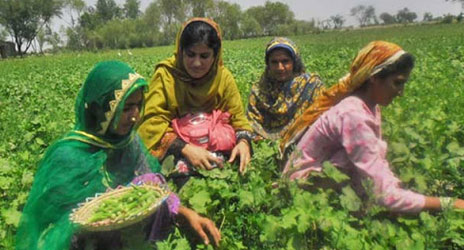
[[138, 18, 251, 152]]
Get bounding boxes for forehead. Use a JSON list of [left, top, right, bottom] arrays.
[[184, 43, 213, 53], [268, 48, 292, 61]]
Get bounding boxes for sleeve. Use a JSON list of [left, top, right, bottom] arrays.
[[221, 69, 252, 132], [337, 109, 425, 213], [138, 67, 175, 151], [16, 144, 107, 250]]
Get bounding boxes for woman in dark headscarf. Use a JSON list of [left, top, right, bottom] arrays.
[[247, 37, 325, 140]]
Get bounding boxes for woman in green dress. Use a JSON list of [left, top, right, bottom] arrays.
[[16, 61, 220, 249]]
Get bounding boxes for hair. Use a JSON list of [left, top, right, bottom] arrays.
[[266, 48, 306, 76], [358, 52, 415, 92], [180, 21, 221, 56], [374, 52, 415, 79]]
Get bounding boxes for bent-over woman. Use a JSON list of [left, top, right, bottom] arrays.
[[138, 18, 252, 176], [247, 37, 325, 140], [16, 61, 220, 249], [282, 41, 464, 213]]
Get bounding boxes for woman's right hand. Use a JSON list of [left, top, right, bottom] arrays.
[[181, 144, 223, 170]]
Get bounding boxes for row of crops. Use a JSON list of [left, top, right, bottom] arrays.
[[1, 23, 464, 249]]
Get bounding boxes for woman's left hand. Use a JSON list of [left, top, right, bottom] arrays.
[[228, 139, 251, 174], [177, 206, 221, 246]]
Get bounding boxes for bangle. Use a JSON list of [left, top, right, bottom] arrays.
[[236, 130, 252, 142], [439, 197, 453, 211], [235, 130, 253, 156]]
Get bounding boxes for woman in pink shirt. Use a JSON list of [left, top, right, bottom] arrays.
[[283, 41, 464, 213]]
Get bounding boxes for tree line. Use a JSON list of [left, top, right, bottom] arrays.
[[0, 0, 463, 55], [321, 4, 463, 30], [0, 0, 317, 54]]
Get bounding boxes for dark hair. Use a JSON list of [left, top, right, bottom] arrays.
[[180, 21, 221, 56], [374, 53, 415, 79], [357, 53, 414, 92]]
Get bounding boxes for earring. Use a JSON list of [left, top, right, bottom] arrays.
[[130, 117, 137, 122]]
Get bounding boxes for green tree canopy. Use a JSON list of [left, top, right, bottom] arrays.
[[211, 1, 242, 39], [245, 1, 294, 36], [379, 12, 396, 24], [0, 0, 63, 55], [124, 0, 140, 19], [396, 8, 417, 23], [350, 5, 376, 26], [96, 0, 121, 22]]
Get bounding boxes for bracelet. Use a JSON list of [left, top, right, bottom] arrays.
[[167, 137, 187, 159], [439, 197, 453, 211], [235, 130, 254, 156], [236, 130, 252, 142]]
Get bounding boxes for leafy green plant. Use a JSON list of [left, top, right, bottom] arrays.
[[1, 23, 464, 249]]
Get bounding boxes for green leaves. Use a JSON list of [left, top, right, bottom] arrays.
[[322, 161, 349, 183], [189, 190, 211, 214], [3, 22, 464, 249], [1, 208, 21, 227], [340, 186, 361, 212]]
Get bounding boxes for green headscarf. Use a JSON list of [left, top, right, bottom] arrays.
[[16, 61, 160, 250]]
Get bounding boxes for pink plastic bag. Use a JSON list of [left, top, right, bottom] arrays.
[[172, 110, 236, 151]]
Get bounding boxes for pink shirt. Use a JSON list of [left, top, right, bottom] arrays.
[[283, 95, 425, 212]]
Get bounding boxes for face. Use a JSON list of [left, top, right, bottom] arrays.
[[112, 89, 143, 136], [369, 70, 411, 106], [182, 43, 215, 79], [268, 49, 294, 83]]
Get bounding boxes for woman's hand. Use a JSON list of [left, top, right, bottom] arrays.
[[181, 143, 223, 170], [177, 206, 221, 246], [228, 139, 251, 174]]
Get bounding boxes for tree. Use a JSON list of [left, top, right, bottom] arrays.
[[0, 0, 64, 56], [0, 25, 7, 40], [79, 7, 101, 30], [124, 0, 140, 19], [318, 19, 331, 30], [187, 0, 214, 17], [36, 26, 46, 53], [64, 0, 85, 27], [143, 1, 161, 29], [350, 5, 376, 26], [396, 8, 417, 23], [379, 12, 396, 24], [246, 1, 294, 35], [211, 1, 242, 40], [158, 0, 187, 25], [245, 6, 265, 30], [96, 0, 121, 23], [330, 14, 345, 29], [423, 12, 433, 22], [240, 13, 262, 38], [140, 1, 161, 46]]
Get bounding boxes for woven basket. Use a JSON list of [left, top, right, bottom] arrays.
[[70, 184, 170, 232]]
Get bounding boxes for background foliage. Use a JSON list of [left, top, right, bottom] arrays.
[[1, 23, 464, 249]]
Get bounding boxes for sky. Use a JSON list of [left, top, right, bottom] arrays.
[[227, 0, 463, 26], [73, 0, 463, 27]]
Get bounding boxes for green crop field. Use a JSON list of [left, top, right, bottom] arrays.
[[1, 23, 464, 249]]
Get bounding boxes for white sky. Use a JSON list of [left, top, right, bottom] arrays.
[[75, 0, 463, 27]]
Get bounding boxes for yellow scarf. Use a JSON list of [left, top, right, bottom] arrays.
[[139, 18, 251, 150]]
